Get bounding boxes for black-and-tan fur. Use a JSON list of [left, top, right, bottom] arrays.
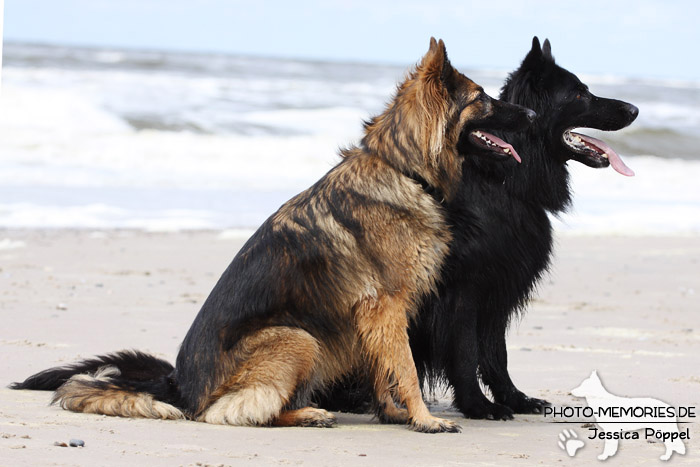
[[11, 38, 532, 433]]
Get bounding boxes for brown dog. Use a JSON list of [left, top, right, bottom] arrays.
[[12, 38, 530, 432]]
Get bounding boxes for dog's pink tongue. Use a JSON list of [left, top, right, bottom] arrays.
[[480, 131, 522, 163], [574, 132, 635, 176]]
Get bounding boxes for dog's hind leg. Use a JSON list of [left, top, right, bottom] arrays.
[[356, 295, 460, 433], [272, 407, 337, 427], [375, 383, 409, 424], [198, 326, 333, 427], [478, 320, 550, 414], [273, 378, 337, 427]]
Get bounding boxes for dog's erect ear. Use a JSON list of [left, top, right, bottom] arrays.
[[529, 36, 542, 58], [422, 37, 450, 83], [418, 38, 451, 159], [518, 35, 555, 92], [429, 36, 440, 53], [500, 36, 545, 100], [542, 38, 554, 62], [522, 36, 547, 69], [591, 370, 599, 380]]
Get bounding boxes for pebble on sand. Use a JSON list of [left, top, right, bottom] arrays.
[[69, 439, 85, 447]]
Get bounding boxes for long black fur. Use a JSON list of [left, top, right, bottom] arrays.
[[408, 37, 638, 420]]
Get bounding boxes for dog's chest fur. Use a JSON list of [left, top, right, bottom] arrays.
[[447, 178, 553, 315]]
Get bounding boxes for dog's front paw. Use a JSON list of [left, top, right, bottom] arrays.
[[517, 396, 551, 414], [502, 393, 551, 414], [410, 416, 461, 433], [460, 400, 514, 420]]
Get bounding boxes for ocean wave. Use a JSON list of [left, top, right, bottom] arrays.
[[583, 127, 700, 160], [2, 42, 698, 234]]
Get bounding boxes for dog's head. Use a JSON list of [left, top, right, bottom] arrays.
[[501, 37, 638, 176], [410, 37, 533, 164], [456, 90, 536, 165], [364, 38, 530, 199], [437, 52, 536, 165]]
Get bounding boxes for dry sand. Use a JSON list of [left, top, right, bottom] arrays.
[[0, 229, 698, 466]]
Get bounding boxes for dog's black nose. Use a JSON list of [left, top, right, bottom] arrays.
[[525, 109, 537, 122], [626, 104, 639, 120]]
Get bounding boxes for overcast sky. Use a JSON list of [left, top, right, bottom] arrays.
[[4, 0, 699, 81]]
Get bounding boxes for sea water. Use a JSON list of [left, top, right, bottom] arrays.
[[1, 43, 699, 234]]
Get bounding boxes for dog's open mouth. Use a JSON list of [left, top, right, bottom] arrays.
[[563, 129, 634, 176], [469, 130, 522, 163]]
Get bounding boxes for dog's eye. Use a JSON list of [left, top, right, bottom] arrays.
[[576, 94, 582, 100]]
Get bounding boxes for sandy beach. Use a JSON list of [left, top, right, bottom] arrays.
[[1, 229, 698, 466]]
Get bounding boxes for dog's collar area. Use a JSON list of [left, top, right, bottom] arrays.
[[405, 172, 443, 203]]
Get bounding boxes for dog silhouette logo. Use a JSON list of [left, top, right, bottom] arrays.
[[571, 370, 686, 461]]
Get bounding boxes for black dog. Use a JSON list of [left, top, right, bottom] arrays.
[[409, 37, 638, 420], [319, 37, 638, 420]]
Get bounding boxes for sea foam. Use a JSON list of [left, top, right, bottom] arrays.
[[1, 43, 699, 234]]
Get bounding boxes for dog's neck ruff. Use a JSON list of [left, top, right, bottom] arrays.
[[404, 171, 444, 204]]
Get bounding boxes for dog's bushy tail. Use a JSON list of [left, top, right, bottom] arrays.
[[9, 350, 173, 391], [10, 350, 185, 420]]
